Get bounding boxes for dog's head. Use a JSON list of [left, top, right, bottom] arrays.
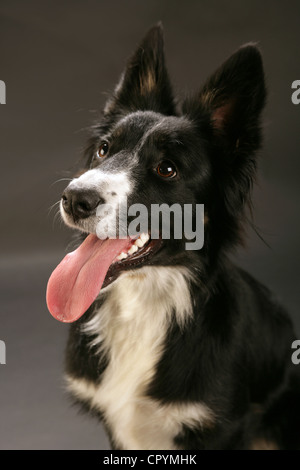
[[47, 24, 266, 322]]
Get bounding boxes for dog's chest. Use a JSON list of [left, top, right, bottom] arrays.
[[67, 267, 212, 449], [93, 278, 169, 448]]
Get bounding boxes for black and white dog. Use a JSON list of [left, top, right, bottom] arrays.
[[47, 24, 300, 450]]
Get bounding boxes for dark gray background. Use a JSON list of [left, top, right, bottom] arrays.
[[0, 0, 299, 450]]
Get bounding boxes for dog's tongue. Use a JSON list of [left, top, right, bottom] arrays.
[[46, 234, 130, 323]]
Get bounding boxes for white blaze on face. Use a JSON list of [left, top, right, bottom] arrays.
[[61, 168, 134, 237]]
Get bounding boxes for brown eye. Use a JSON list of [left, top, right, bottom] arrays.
[[97, 141, 109, 158], [156, 160, 177, 178]]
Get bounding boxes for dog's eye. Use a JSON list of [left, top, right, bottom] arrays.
[[96, 141, 109, 158], [156, 160, 177, 179]]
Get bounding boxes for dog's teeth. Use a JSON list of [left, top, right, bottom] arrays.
[[117, 252, 128, 261], [134, 233, 149, 248], [128, 244, 138, 255], [140, 233, 149, 243], [135, 238, 144, 248]]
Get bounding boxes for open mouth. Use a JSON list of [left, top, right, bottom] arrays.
[[46, 231, 162, 324], [103, 233, 163, 288]]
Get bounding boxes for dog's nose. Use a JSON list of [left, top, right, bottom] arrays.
[[62, 188, 102, 220]]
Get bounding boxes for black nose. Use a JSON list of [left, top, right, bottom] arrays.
[[62, 188, 102, 220]]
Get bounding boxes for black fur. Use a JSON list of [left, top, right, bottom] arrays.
[[62, 24, 300, 449]]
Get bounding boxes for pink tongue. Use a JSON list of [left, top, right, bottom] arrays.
[[46, 234, 131, 323]]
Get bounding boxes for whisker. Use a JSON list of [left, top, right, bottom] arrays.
[[50, 178, 72, 188], [47, 200, 61, 217], [53, 208, 63, 229]]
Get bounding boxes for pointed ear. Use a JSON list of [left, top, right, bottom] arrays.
[[183, 44, 266, 154], [104, 23, 176, 116]]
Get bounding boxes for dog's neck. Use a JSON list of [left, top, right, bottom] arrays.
[[82, 265, 194, 352]]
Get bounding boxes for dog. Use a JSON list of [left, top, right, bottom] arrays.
[[46, 24, 300, 450]]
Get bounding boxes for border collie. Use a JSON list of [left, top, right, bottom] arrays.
[[46, 24, 300, 450]]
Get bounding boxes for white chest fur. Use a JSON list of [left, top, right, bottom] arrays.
[[66, 266, 213, 450]]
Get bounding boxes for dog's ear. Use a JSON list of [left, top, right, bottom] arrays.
[[183, 44, 266, 156], [104, 23, 176, 116], [183, 45, 267, 231]]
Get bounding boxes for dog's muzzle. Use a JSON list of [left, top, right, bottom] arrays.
[[62, 187, 103, 221]]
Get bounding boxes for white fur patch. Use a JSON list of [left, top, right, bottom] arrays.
[[66, 266, 214, 450], [61, 168, 133, 235], [69, 168, 132, 200]]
